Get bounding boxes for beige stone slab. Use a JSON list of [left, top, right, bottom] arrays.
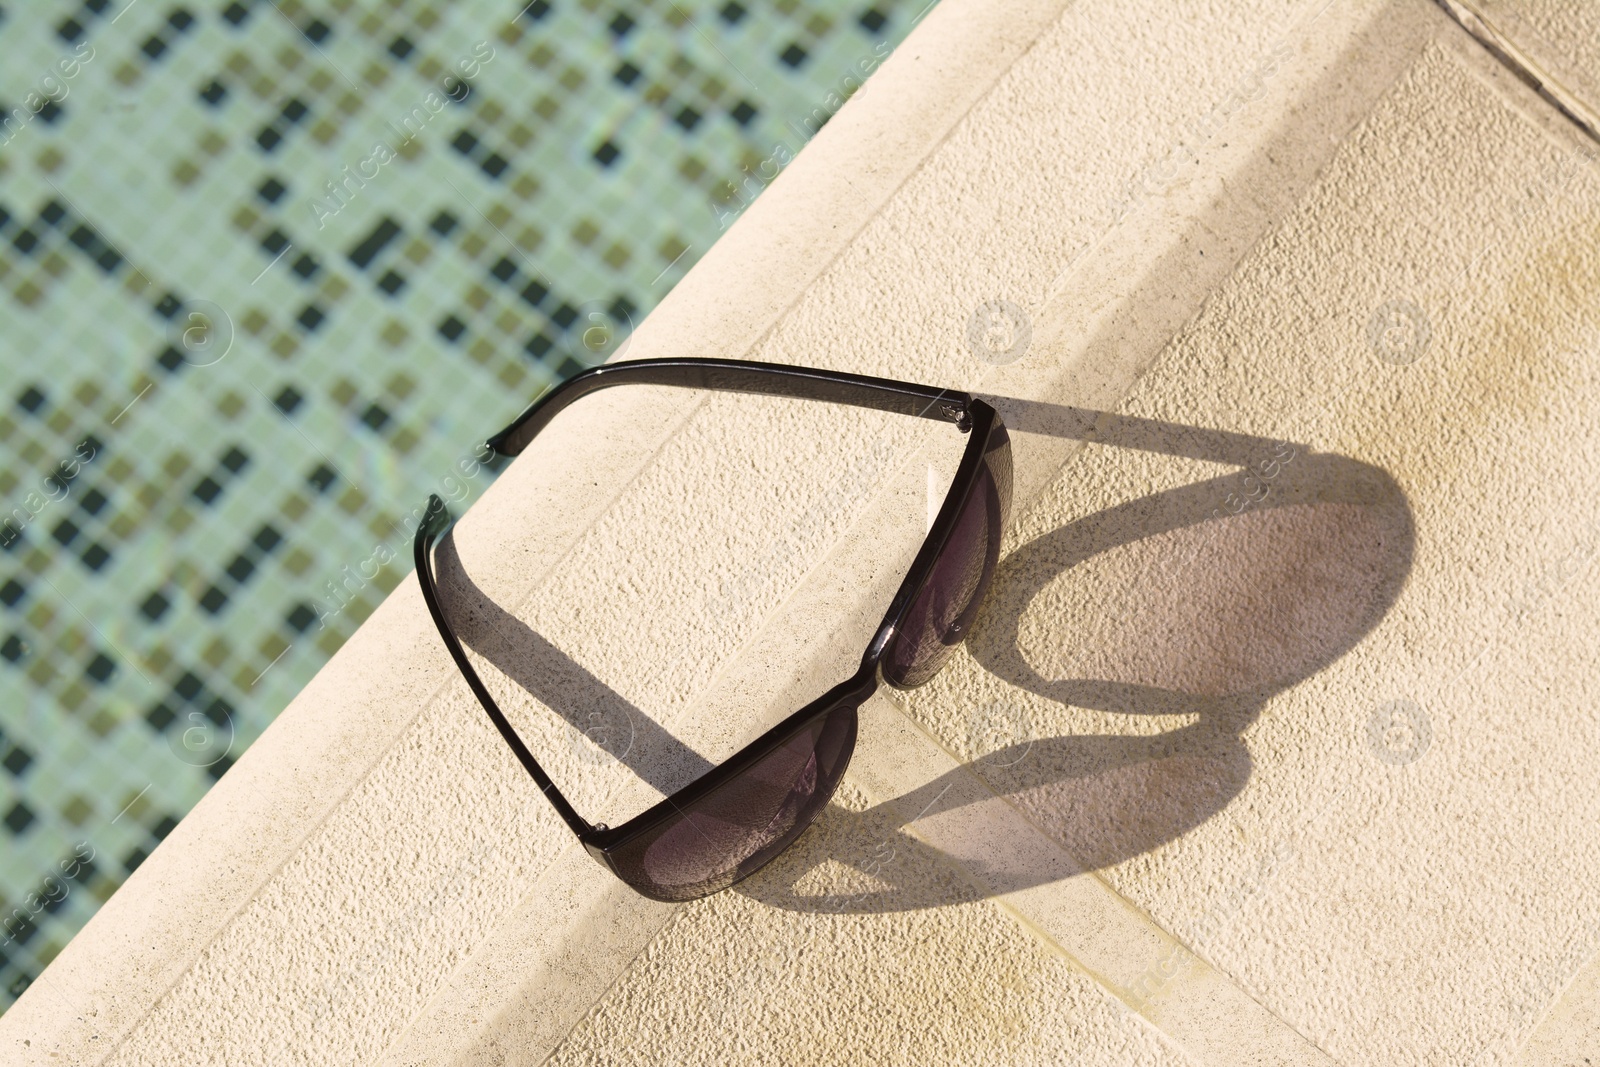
[[903, 26, 1600, 1067], [386, 1, 1466, 1062], [10, 0, 1599, 1064]]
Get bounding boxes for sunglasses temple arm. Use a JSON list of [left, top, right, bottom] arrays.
[[413, 497, 595, 840], [487, 358, 973, 457]]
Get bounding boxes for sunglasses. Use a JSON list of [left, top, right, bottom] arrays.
[[414, 358, 1012, 902]]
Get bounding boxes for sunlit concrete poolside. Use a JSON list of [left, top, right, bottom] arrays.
[[6, 0, 1600, 1063]]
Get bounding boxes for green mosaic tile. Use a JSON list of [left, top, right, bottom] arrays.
[[0, 0, 930, 1011]]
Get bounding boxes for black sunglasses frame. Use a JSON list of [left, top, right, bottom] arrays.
[[414, 357, 1006, 899]]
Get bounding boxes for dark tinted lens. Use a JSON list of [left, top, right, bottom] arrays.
[[604, 704, 856, 901], [885, 426, 1012, 689]]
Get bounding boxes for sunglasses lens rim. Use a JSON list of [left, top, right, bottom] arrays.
[[592, 701, 858, 902], [883, 421, 1011, 689]]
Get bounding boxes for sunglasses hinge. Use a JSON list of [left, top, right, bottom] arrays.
[[940, 401, 971, 431]]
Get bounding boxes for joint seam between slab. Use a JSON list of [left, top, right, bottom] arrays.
[[1508, 938, 1600, 1063], [873, 691, 1336, 1063], [528, 900, 692, 1067], [979, 890, 1206, 1066], [1434, 0, 1600, 145]]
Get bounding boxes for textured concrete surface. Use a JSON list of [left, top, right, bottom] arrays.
[[541, 782, 1190, 1067], [905, 32, 1600, 1061], [7, 0, 1600, 1063]]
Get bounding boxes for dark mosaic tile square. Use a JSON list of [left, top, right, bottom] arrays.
[[84, 652, 115, 684], [348, 218, 400, 270], [81, 543, 111, 572], [174, 671, 203, 702], [273, 385, 303, 415], [4, 802, 35, 835], [192, 476, 222, 505], [306, 465, 337, 493], [14, 386, 42, 414], [139, 590, 170, 622], [252, 524, 282, 553], [145, 701, 175, 731], [2, 747, 31, 778]]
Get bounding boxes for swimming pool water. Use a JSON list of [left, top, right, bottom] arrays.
[[0, 0, 929, 1011]]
